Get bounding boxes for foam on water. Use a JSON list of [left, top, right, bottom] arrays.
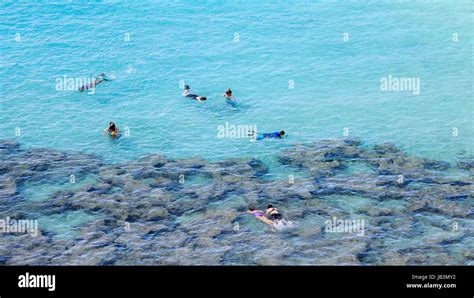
[[272, 219, 297, 231]]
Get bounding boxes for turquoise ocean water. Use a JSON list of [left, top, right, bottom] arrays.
[[1, 1, 472, 165], [0, 1, 473, 263]]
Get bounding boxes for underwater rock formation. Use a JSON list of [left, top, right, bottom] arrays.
[[0, 139, 472, 265]]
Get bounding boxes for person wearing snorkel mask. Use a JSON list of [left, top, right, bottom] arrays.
[[182, 85, 207, 101]]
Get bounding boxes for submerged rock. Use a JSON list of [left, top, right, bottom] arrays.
[[278, 139, 370, 177], [0, 175, 17, 197], [0, 140, 20, 155], [362, 142, 451, 176], [1, 147, 103, 187], [458, 158, 474, 172], [1, 138, 473, 265]]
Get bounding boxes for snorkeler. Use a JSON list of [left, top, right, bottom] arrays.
[[79, 73, 110, 92], [249, 130, 286, 140], [247, 206, 274, 225], [102, 121, 120, 138], [182, 85, 207, 101], [265, 204, 284, 222], [223, 88, 235, 99]]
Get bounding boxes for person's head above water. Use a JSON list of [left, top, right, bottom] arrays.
[[184, 85, 190, 90], [267, 204, 273, 209], [279, 130, 286, 137], [103, 122, 118, 136], [197, 96, 207, 101], [225, 88, 232, 96]]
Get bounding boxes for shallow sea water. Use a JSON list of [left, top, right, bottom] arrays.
[[0, 1, 472, 265]]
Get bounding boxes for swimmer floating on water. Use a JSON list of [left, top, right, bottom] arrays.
[[265, 204, 284, 222], [247, 204, 286, 226], [102, 122, 120, 139], [182, 85, 207, 101], [249, 130, 286, 140], [223, 88, 235, 99], [79, 73, 110, 92], [247, 206, 274, 225]]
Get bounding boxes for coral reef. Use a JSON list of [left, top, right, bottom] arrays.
[[0, 139, 472, 265]]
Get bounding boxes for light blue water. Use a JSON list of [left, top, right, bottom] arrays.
[[39, 210, 101, 240], [0, 1, 472, 167]]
